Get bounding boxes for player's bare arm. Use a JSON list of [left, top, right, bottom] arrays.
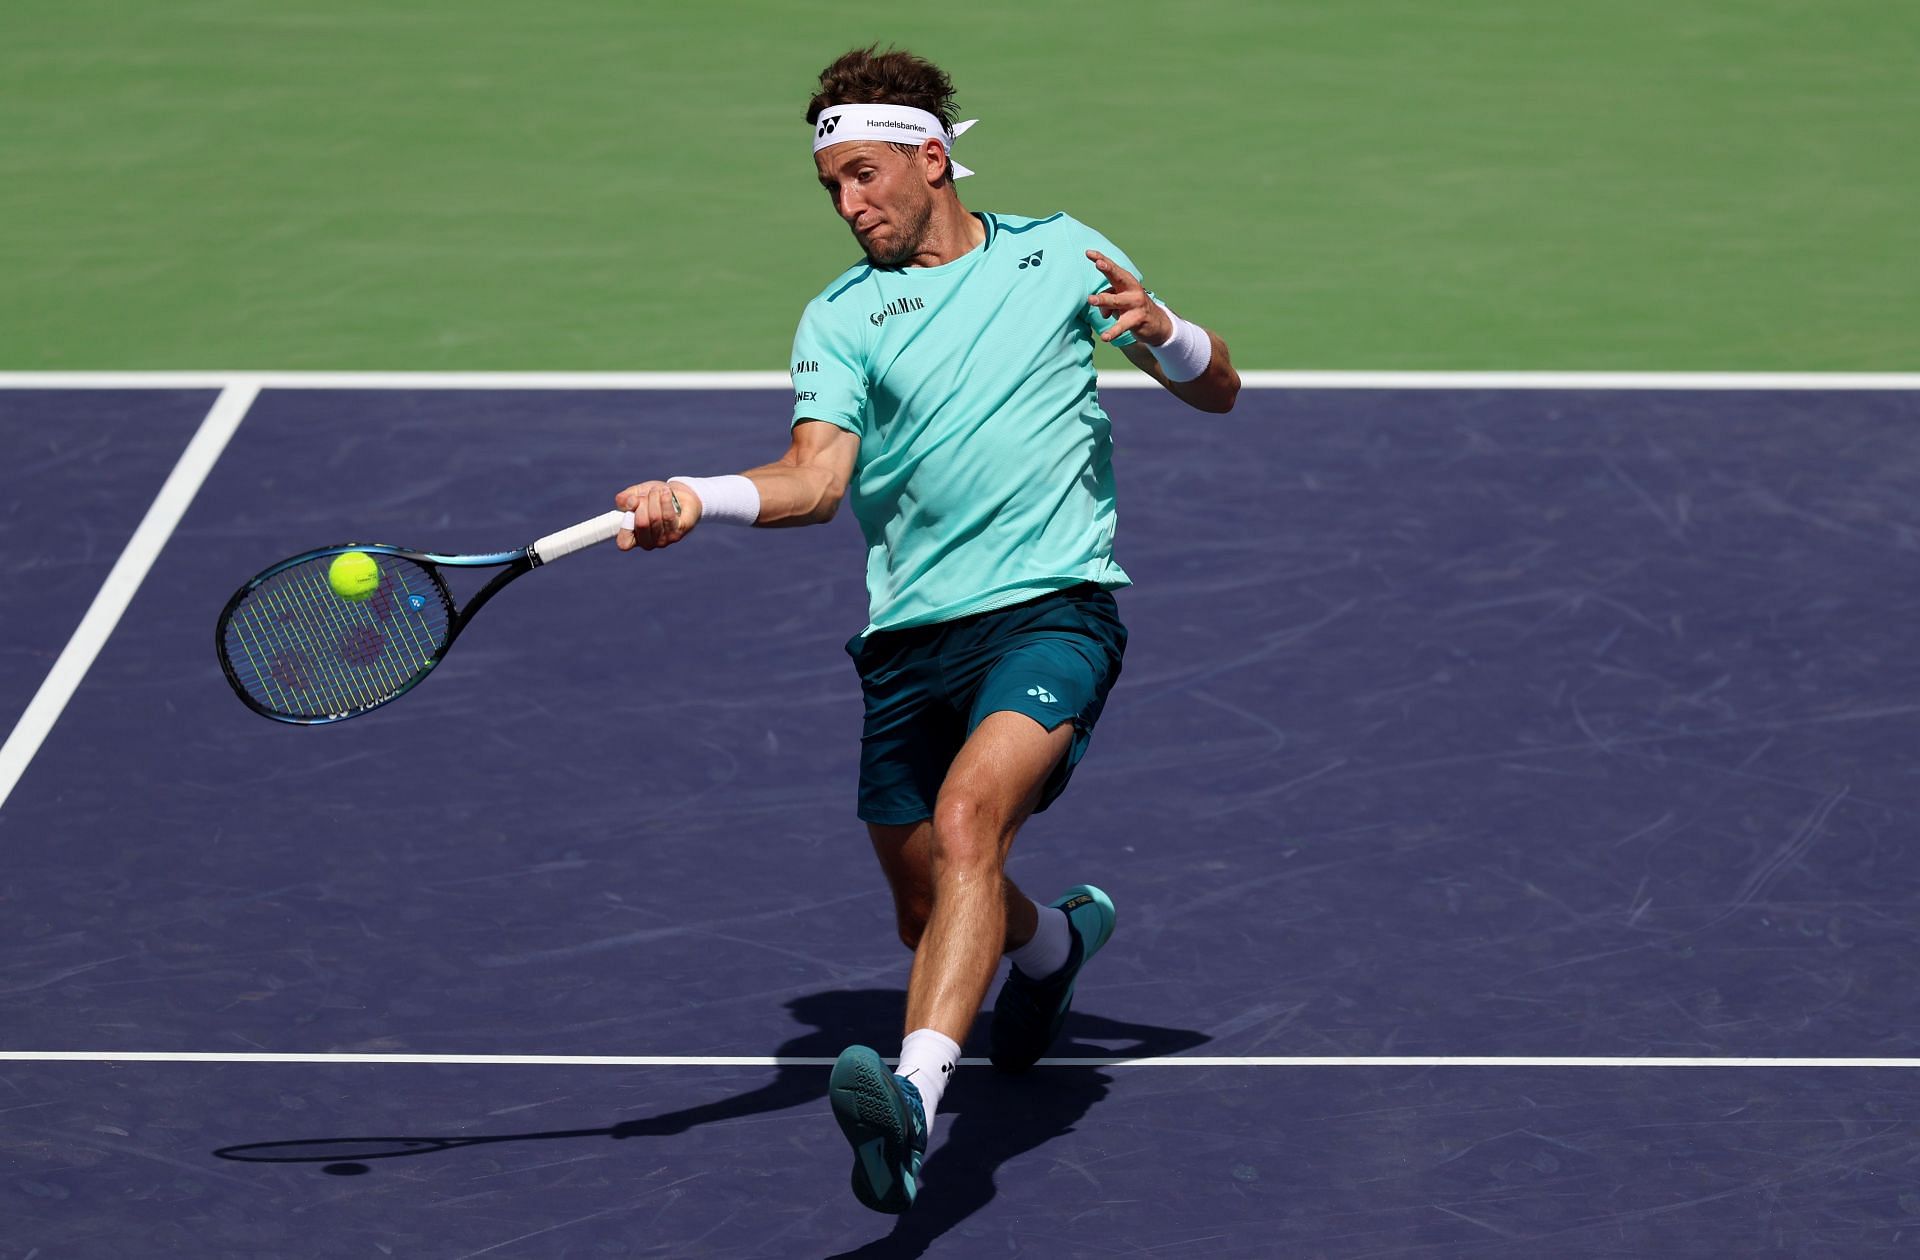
[[1086, 249, 1241, 413], [613, 419, 859, 550], [736, 419, 860, 528]]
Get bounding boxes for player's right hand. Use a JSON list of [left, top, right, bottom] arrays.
[[614, 480, 701, 550]]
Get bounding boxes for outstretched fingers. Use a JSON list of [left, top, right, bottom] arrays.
[[1085, 250, 1169, 345]]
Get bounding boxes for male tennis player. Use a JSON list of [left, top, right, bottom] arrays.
[[613, 47, 1238, 1213]]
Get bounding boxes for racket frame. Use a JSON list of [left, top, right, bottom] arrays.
[[215, 509, 631, 725], [215, 542, 534, 726]]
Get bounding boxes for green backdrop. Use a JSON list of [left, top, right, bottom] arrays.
[[5, 1, 1914, 370]]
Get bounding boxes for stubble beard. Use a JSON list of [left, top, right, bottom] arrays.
[[861, 193, 934, 268]]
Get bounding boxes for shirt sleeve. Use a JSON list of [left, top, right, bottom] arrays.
[[1073, 222, 1160, 350], [790, 296, 868, 436]]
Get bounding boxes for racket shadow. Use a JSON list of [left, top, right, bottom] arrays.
[[209, 988, 907, 1168], [209, 987, 1208, 1252]]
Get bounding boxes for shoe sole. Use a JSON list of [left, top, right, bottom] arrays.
[[829, 1047, 919, 1214]]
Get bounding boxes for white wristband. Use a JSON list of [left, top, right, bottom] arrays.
[[1148, 304, 1212, 383], [667, 474, 761, 526]]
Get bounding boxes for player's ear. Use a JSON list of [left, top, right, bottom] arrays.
[[924, 140, 949, 186]]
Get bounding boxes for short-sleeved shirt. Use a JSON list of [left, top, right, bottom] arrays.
[[790, 211, 1150, 634]]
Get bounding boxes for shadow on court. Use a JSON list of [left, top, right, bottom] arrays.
[[211, 987, 1208, 1251]]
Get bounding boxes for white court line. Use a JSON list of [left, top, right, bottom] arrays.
[[0, 384, 259, 814], [1, 1051, 1915, 1069], [0, 371, 1917, 391]]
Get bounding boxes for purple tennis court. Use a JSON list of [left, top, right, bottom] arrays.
[[3, 380, 1918, 1256]]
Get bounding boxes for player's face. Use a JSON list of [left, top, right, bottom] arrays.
[[815, 142, 935, 267]]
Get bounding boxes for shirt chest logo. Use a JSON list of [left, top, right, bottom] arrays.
[[1017, 250, 1044, 269], [869, 296, 927, 327]]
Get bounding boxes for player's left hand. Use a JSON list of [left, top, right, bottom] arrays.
[[1086, 250, 1173, 346]]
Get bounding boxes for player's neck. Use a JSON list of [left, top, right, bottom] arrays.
[[901, 196, 984, 269]]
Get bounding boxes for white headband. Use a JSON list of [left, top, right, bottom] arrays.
[[811, 104, 979, 179]]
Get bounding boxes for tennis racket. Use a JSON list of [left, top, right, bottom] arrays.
[[215, 508, 636, 724]]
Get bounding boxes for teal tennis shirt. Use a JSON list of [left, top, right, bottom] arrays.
[[791, 211, 1150, 633]]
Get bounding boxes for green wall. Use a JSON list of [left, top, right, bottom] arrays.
[[5, 1, 1914, 369]]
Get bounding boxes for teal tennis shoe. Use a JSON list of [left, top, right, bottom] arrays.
[[829, 1044, 928, 1214], [989, 884, 1116, 1073]]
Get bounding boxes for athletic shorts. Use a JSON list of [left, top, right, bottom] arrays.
[[845, 584, 1128, 825]]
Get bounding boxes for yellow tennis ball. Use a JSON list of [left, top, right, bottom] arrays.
[[328, 551, 381, 602]]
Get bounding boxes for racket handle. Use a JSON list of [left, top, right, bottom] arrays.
[[531, 510, 636, 565]]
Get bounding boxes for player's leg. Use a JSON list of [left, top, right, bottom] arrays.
[[833, 625, 973, 1214], [868, 821, 934, 949], [832, 722, 1067, 1215], [962, 588, 1128, 1073], [903, 711, 1075, 1039], [867, 820, 1040, 952]]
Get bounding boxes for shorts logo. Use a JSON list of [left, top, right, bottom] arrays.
[[1018, 250, 1044, 269], [1026, 685, 1058, 704]]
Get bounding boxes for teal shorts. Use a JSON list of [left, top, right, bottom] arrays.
[[845, 584, 1127, 826]]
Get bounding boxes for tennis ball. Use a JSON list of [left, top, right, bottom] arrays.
[[328, 551, 381, 602]]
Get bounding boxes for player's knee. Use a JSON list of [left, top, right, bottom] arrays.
[[929, 796, 1006, 875]]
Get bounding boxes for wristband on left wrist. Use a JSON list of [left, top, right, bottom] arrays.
[[1147, 303, 1213, 382]]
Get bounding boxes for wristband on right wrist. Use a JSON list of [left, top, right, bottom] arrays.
[[666, 474, 761, 526]]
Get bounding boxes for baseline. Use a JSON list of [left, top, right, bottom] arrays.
[[0, 371, 1917, 391], [3, 1051, 1916, 1068]]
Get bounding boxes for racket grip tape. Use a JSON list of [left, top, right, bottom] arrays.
[[531, 510, 636, 564]]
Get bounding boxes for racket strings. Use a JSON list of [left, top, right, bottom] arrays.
[[220, 554, 453, 719]]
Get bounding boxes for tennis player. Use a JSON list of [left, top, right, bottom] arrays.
[[613, 46, 1238, 1213]]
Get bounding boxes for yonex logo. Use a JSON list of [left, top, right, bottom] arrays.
[[817, 116, 840, 138], [1018, 250, 1044, 269], [404, 594, 428, 612], [1026, 685, 1057, 704], [904, 1061, 956, 1082]]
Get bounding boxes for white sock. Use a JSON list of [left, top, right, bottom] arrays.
[[895, 1028, 961, 1137], [1007, 901, 1072, 980]]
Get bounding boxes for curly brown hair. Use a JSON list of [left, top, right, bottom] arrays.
[[806, 46, 960, 184]]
